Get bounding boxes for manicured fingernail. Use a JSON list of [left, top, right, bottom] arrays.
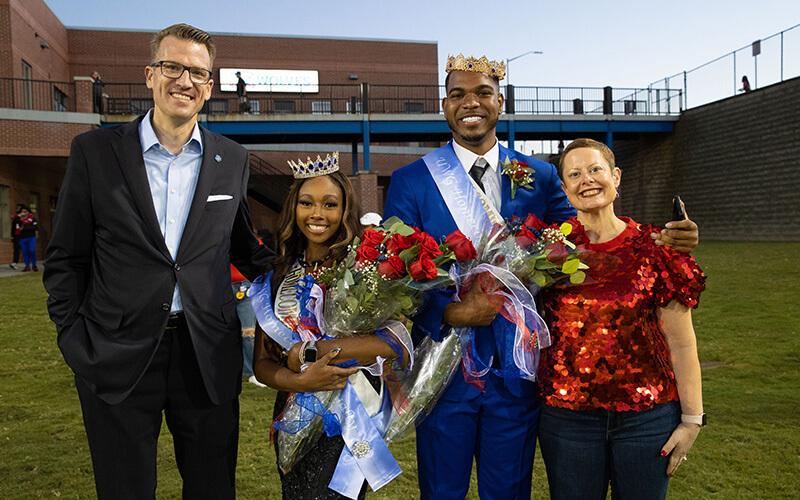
[[661, 450, 668, 456], [668, 473, 673, 478], [665, 222, 674, 228], [332, 347, 341, 355]]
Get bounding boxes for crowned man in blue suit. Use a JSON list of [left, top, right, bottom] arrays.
[[383, 54, 699, 500]]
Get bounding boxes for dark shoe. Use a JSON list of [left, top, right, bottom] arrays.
[[23, 267, 31, 272], [32, 266, 39, 272]]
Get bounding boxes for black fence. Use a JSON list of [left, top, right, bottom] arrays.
[[0, 79, 684, 117], [0, 78, 76, 112]]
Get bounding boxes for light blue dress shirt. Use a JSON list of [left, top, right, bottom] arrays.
[[139, 110, 203, 313]]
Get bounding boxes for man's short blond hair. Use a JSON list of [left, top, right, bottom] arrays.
[[150, 23, 216, 67]]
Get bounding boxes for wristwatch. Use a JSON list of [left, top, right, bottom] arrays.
[[681, 413, 707, 426], [300, 339, 318, 364]]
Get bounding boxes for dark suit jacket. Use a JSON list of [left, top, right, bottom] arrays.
[[383, 141, 576, 401], [44, 115, 269, 405]]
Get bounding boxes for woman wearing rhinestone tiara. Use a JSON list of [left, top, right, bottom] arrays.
[[536, 139, 706, 499], [252, 152, 406, 499]]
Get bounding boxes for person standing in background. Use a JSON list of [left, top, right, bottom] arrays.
[[17, 205, 37, 272], [9, 204, 23, 270], [91, 71, 104, 113]]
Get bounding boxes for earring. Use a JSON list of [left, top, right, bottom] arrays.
[[615, 189, 620, 199]]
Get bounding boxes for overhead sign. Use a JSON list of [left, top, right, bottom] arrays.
[[219, 69, 319, 93]]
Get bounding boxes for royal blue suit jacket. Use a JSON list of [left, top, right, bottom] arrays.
[[383, 141, 575, 401]]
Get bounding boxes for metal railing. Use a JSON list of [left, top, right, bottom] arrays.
[[0, 78, 76, 112], [0, 78, 683, 117], [98, 82, 681, 117], [650, 22, 800, 109]]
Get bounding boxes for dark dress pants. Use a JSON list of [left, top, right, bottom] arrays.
[[75, 317, 239, 499]]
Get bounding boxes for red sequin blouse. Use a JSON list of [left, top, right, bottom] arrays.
[[539, 217, 706, 412]]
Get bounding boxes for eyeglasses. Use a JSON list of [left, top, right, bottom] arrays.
[[150, 61, 212, 85]]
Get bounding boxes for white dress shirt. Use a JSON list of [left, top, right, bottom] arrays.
[[451, 139, 502, 211], [139, 110, 204, 313]]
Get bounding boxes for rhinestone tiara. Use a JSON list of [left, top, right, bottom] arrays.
[[288, 151, 340, 179], [446, 54, 505, 80]]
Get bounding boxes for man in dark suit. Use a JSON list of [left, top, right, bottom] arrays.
[[44, 24, 269, 499]]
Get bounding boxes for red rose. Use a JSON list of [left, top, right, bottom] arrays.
[[409, 253, 438, 281], [378, 255, 406, 280], [355, 244, 381, 266], [514, 169, 526, 179], [513, 160, 528, 169], [386, 233, 416, 255], [417, 234, 443, 258], [545, 243, 568, 265], [445, 230, 477, 262], [515, 226, 537, 247], [524, 214, 548, 231], [361, 228, 385, 247]]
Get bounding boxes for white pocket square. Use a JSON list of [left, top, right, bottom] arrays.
[[207, 194, 233, 202]]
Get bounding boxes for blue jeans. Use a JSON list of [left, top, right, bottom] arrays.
[[232, 281, 256, 376], [19, 237, 36, 267], [538, 401, 680, 500]]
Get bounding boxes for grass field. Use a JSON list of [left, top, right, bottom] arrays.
[[1, 241, 798, 499]]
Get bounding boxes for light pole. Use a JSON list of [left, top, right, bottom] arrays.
[[506, 50, 543, 85]]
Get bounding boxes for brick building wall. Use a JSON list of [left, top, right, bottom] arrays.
[[66, 28, 438, 87], [614, 76, 800, 240], [4, 0, 69, 81]]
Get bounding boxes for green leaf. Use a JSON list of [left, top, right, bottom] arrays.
[[532, 271, 547, 287], [344, 269, 355, 286], [570, 270, 586, 284], [510, 183, 518, 200], [561, 258, 580, 274]]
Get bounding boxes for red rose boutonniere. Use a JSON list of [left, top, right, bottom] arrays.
[[501, 156, 535, 200]]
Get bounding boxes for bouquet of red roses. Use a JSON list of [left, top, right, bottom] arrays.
[[316, 216, 477, 335]]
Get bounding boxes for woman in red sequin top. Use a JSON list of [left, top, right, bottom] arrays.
[[537, 139, 706, 500]]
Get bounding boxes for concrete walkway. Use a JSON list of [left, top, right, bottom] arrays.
[[0, 264, 40, 278]]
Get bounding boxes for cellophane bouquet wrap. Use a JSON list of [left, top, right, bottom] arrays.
[[449, 214, 589, 386], [475, 214, 588, 291], [273, 216, 476, 473]]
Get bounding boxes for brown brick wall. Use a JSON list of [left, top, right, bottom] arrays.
[[614, 76, 800, 241], [0, 119, 94, 156], [66, 29, 438, 87], [8, 0, 69, 81]]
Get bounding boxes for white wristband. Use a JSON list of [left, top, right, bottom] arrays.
[[681, 413, 706, 426]]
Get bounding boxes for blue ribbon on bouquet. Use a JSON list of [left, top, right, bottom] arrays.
[[327, 381, 400, 498], [272, 392, 342, 438]]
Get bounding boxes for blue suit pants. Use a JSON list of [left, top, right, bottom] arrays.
[[416, 373, 540, 500]]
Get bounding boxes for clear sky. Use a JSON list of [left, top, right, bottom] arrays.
[[43, 0, 799, 108]]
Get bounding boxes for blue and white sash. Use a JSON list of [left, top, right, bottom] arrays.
[[421, 142, 501, 245]]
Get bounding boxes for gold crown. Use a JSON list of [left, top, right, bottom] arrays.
[[446, 54, 505, 80], [288, 151, 340, 179]]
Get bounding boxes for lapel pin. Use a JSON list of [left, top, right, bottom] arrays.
[[215, 154, 222, 163]]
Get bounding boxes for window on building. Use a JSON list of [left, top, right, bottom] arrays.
[[206, 99, 228, 115], [131, 98, 154, 114], [21, 60, 33, 110], [53, 86, 67, 112], [312, 101, 331, 115], [50, 196, 58, 227], [346, 100, 362, 114], [29, 192, 39, 216], [0, 186, 10, 238], [404, 102, 424, 114], [274, 101, 296, 115]]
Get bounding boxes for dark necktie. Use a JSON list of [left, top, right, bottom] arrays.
[[470, 157, 488, 192]]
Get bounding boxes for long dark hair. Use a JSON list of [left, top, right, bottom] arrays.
[[269, 170, 363, 289]]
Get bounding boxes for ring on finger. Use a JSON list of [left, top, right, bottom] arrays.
[[682, 456, 688, 462]]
